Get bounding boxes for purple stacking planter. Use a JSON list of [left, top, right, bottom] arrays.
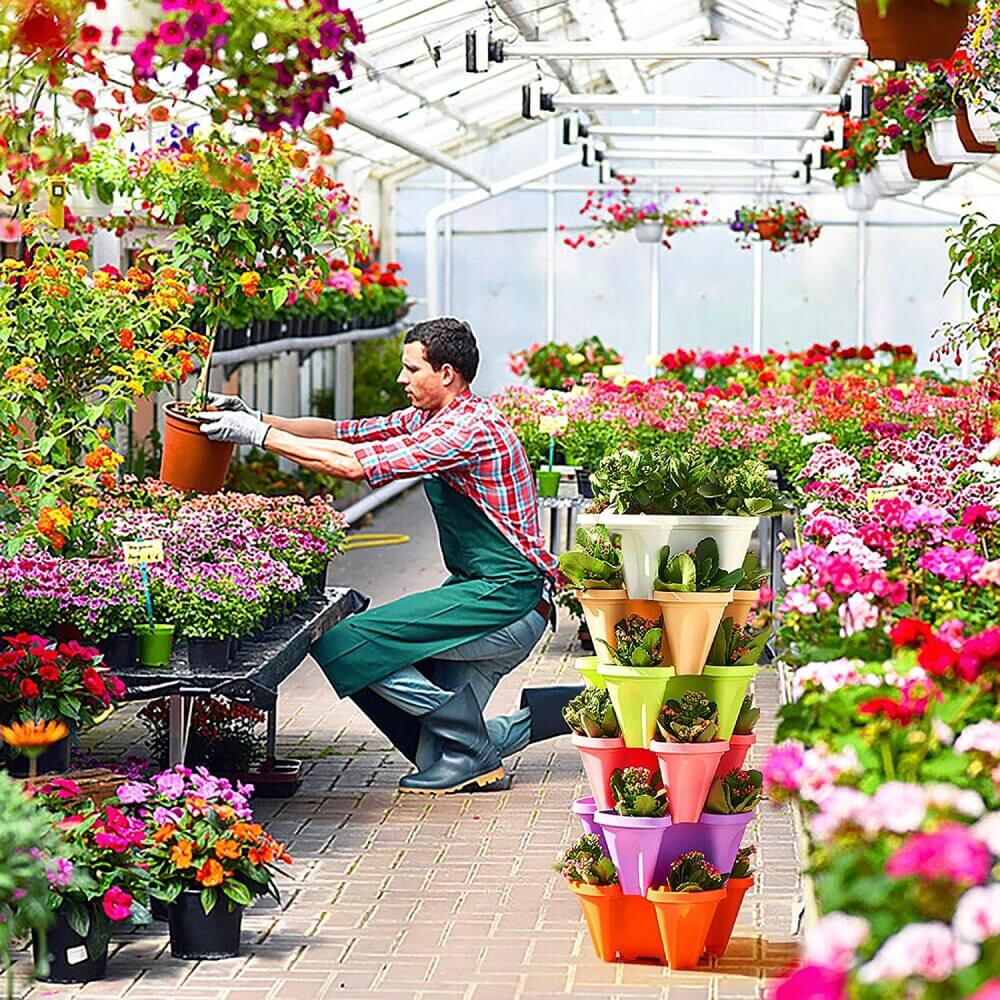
[[695, 812, 755, 873], [572, 796, 608, 854], [594, 810, 671, 896]]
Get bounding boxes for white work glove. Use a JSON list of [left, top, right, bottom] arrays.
[[206, 392, 261, 420], [197, 410, 270, 448]]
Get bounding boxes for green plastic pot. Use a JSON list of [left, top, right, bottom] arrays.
[[576, 656, 605, 689], [536, 470, 561, 497], [137, 623, 176, 667], [599, 664, 675, 749], [662, 664, 758, 741]]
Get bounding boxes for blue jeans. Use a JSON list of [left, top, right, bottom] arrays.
[[369, 608, 548, 769]]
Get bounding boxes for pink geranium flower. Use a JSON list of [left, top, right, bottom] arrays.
[[886, 822, 992, 886], [858, 922, 978, 983]]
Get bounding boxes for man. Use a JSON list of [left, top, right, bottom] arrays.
[[199, 317, 579, 794]]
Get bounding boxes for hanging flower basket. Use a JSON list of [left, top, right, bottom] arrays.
[[905, 145, 954, 181], [730, 201, 821, 253], [855, 0, 974, 62]]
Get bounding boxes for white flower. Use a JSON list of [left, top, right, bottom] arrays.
[[922, 783, 985, 818], [839, 593, 879, 637], [865, 782, 927, 836], [953, 885, 1000, 944], [931, 718, 955, 746], [801, 432, 833, 446], [971, 811, 1000, 854], [955, 720, 1000, 757], [857, 923, 979, 984], [978, 439, 1000, 463], [803, 912, 869, 970], [885, 461, 920, 481]]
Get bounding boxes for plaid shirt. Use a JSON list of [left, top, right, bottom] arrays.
[[333, 391, 558, 576]]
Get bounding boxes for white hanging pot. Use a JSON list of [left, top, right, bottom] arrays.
[[967, 88, 1000, 146], [875, 153, 918, 196], [634, 219, 664, 244], [927, 115, 991, 165], [843, 182, 875, 213], [859, 170, 883, 204]]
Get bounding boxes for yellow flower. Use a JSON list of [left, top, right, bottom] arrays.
[[82, 497, 99, 509], [158, 162, 176, 175], [565, 352, 586, 367], [0, 720, 69, 750]]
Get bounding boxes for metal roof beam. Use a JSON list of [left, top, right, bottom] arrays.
[[550, 93, 843, 110], [605, 149, 810, 164], [588, 125, 826, 140], [502, 41, 867, 59]]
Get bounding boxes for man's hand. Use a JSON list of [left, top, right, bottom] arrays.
[[206, 393, 261, 420], [197, 411, 270, 448]]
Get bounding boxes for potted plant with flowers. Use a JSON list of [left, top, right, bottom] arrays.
[[853, 0, 976, 63], [559, 526, 628, 653], [704, 846, 756, 958], [0, 636, 127, 776], [730, 202, 822, 253], [714, 695, 760, 777], [508, 336, 623, 390]]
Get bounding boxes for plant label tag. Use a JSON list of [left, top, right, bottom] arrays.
[[538, 415, 568, 435], [65, 945, 87, 966], [865, 486, 905, 511], [123, 539, 165, 566]]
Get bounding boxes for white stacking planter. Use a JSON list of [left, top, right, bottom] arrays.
[[874, 153, 918, 196], [927, 116, 993, 165], [577, 513, 756, 601]]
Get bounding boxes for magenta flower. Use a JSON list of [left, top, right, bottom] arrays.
[[102, 886, 134, 922], [157, 20, 184, 44], [762, 741, 805, 794], [886, 823, 992, 886], [772, 963, 847, 999]]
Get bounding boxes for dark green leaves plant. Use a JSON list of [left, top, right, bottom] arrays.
[[553, 834, 618, 886], [665, 851, 727, 892], [656, 691, 720, 743], [707, 616, 772, 666], [704, 768, 763, 814], [653, 537, 743, 593], [558, 526, 624, 590], [596, 614, 663, 667], [609, 767, 669, 818], [562, 688, 621, 739]]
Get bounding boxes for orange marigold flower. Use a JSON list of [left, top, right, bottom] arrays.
[[170, 839, 194, 869], [214, 838, 240, 860], [118, 328, 134, 350], [195, 858, 224, 887]]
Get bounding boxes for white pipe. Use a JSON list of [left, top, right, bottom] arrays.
[[752, 241, 763, 353], [341, 107, 492, 191], [506, 41, 868, 60], [605, 149, 808, 163], [649, 242, 660, 374], [620, 169, 804, 180], [588, 125, 825, 140], [425, 152, 580, 317], [545, 120, 557, 344], [856, 215, 868, 348], [551, 94, 842, 111], [342, 478, 418, 526]]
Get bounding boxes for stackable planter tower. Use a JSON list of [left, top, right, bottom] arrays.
[[564, 517, 765, 968]]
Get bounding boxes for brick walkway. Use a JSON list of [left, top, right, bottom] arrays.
[[17, 490, 801, 1000]]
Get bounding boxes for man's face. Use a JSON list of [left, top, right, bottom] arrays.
[[398, 341, 453, 410]]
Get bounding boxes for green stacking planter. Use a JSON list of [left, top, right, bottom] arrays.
[[599, 665, 675, 749], [576, 656, 606, 689], [662, 665, 758, 741]]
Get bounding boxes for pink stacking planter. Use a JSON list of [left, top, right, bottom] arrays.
[[571, 795, 608, 854], [650, 739, 730, 823], [572, 735, 657, 811], [715, 733, 756, 779]]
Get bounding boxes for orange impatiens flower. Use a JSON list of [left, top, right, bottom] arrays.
[[170, 839, 194, 869], [0, 719, 69, 750], [214, 838, 240, 860], [232, 822, 262, 843], [195, 859, 224, 887], [153, 823, 176, 844]]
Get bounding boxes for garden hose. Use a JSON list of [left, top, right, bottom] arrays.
[[342, 532, 411, 551]]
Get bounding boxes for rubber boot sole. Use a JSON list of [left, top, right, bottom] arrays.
[[398, 766, 506, 796]]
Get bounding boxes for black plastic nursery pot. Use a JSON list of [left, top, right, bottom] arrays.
[[7, 734, 71, 777], [98, 632, 139, 671], [187, 637, 233, 671], [168, 890, 243, 960], [33, 911, 108, 984], [576, 468, 594, 499]]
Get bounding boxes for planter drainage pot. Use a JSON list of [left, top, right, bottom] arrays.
[[579, 512, 755, 601], [536, 470, 561, 497], [594, 810, 672, 897], [956, 96, 998, 154], [663, 664, 758, 741], [964, 92, 1000, 147], [572, 795, 608, 853], [33, 912, 107, 983], [187, 636, 232, 671], [905, 146, 953, 182], [651, 591, 732, 677], [634, 219, 664, 244], [646, 886, 726, 971], [568, 883, 664, 963], [650, 740, 729, 824], [696, 812, 755, 875], [8, 734, 71, 777], [137, 623, 175, 667], [704, 876, 755, 958], [724, 590, 759, 628], [716, 733, 756, 778], [575, 656, 605, 689], [168, 891, 243, 959], [98, 631, 138, 671], [928, 115, 992, 165], [160, 402, 235, 494], [855, 0, 972, 62], [599, 664, 675, 749], [572, 735, 657, 811]]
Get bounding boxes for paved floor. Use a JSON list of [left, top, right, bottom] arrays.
[[17, 486, 802, 1000]]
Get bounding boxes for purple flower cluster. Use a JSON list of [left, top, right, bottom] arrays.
[[117, 765, 254, 822]]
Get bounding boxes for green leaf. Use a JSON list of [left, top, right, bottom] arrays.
[[221, 880, 253, 907], [64, 899, 91, 939]]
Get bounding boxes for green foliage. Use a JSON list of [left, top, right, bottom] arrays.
[[558, 526, 624, 590], [596, 615, 664, 667], [609, 767, 669, 817], [553, 834, 618, 886], [656, 691, 720, 743], [708, 616, 772, 666], [225, 448, 347, 500], [653, 537, 743, 593], [737, 552, 769, 590], [666, 851, 727, 892], [561, 417, 623, 472], [731, 846, 755, 879], [510, 336, 623, 391], [563, 688, 621, 738], [704, 768, 763, 814], [734, 695, 760, 736]]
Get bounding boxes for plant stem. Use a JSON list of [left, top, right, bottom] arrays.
[[879, 735, 896, 782]]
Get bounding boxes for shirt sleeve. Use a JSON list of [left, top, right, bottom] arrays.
[[354, 415, 482, 487], [330, 407, 420, 443]]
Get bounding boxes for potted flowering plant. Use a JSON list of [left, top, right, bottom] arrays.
[[508, 336, 623, 390], [0, 636, 126, 775], [715, 695, 760, 776], [853, 0, 976, 63], [697, 768, 763, 875], [730, 201, 821, 253], [704, 845, 756, 957], [559, 526, 629, 654]]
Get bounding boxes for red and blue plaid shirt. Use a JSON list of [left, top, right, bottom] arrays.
[[333, 390, 558, 576]]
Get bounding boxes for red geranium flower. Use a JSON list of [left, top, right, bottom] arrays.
[[19, 678, 40, 699]]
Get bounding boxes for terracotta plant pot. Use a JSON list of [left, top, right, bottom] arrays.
[[599, 664, 675, 749], [572, 795, 608, 853], [663, 665, 758, 741], [594, 810, 672, 897], [704, 876, 755, 957], [652, 591, 733, 676], [572, 735, 657, 811], [650, 740, 729, 824], [715, 733, 756, 778], [568, 883, 664, 963], [855, 0, 972, 62], [904, 146, 953, 182], [579, 592, 669, 665], [646, 886, 726, 971], [755, 220, 782, 241], [956, 97, 998, 155], [723, 589, 759, 627], [160, 402, 235, 494]]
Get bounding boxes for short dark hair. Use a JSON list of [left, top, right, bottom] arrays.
[[404, 317, 480, 383]]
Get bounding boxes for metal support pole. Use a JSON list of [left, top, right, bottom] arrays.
[[649, 241, 660, 371], [443, 171, 454, 314], [752, 241, 764, 352], [546, 120, 557, 344], [334, 341, 354, 420], [168, 695, 193, 767], [504, 41, 868, 60], [551, 94, 841, 111], [856, 215, 868, 348], [265, 704, 278, 762]]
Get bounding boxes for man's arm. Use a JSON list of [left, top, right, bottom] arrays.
[[263, 428, 368, 481], [263, 408, 421, 443]]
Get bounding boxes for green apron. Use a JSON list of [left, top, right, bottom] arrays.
[[312, 477, 544, 700]]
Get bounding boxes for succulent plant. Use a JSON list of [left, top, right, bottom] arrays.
[[553, 834, 619, 886], [558, 525, 624, 590], [656, 691, 720, 743], [609, 766, 669, 818], [595, 614, 664, 667], [736, 552, 769, 591], [733, 695, 760, 736], [666, 851, 727, 893], [704, 768, 763, 814], [653, 537, 744, 593], [707, 614, 772, 666], [731, 846, 756, 880], [562, 688, 621, 739]]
